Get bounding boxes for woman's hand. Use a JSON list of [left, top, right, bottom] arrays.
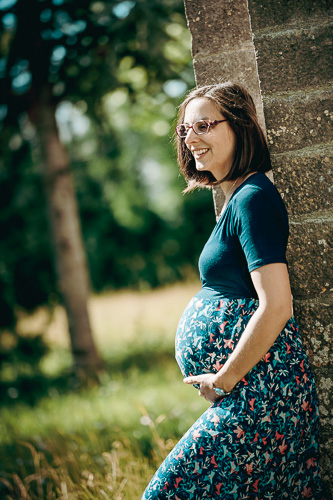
[[184, 373, 221, 404]]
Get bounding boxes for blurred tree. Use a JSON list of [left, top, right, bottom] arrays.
[[0, 0, 202, 378]]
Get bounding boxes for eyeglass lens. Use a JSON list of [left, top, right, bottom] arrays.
[[177, 120, 209, 137]]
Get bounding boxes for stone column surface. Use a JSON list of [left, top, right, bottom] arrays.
[[183, 0, 332, 493]]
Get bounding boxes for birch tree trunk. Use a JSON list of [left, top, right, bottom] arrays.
[[34, 86, 102, 378]]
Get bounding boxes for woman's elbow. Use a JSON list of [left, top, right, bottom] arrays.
[[267, 299, 293, 326]]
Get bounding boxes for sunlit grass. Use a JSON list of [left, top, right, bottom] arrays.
[[1, 281, 208, 499], [1, 436, 158, 499], [0, 362, 207, 499], [0, 361, 206, 446]]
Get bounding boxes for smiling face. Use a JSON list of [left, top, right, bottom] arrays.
[[183, 97, 236, 181]]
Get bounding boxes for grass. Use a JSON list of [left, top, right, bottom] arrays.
[[0, 436, 157, 499], [0, 281, 209, 499]]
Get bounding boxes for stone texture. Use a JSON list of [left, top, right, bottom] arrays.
[[185, 0, 252, 55], [319, 435, 333, 499], [312, 365, 333, 435], [312, 364, 333, 498], [313, 367, 333, 436], [247, 0, 333, 488], [212, 186, 224, 221], [291, 295, 333, 439], [263, 88, 333, 154], [287, 214, 333, 298], [272, 144, 333, 216], [254, 22, 333, 94], [248, 0, 332, 31], [193, 49, 265, 125], [294, 297, 333, 369]]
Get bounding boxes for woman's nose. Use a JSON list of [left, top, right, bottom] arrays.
[[185, 128, 199, 146]]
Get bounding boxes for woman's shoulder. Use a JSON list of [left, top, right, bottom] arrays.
[[233, 173, 283, 206], [231, 173, 288, 221]]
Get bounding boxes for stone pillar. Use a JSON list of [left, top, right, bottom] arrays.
[[183, 0, 332, 492], [248, 1, 333, 491]]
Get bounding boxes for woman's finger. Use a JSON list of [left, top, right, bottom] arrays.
[[183, 377, 198, 384], [184, 374, 208, 384]]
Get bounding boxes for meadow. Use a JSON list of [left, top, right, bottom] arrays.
[[0, 281, 208, 499]]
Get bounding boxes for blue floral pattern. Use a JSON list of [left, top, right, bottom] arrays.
[[142, 296, 323, 499]]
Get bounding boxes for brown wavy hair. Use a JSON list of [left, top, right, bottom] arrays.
[[176, 82, 272, 193]]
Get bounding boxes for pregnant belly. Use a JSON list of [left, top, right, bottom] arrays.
[[175, 295, 257, 383]]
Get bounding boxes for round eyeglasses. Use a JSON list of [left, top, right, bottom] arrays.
[[175, 119, 227, 138]]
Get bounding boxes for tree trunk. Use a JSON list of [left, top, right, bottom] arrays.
[[34, 86, 102, 378]]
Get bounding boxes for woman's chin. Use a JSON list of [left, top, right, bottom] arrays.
[[195, 162, 207, 172]]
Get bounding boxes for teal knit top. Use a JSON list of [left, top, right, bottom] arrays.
[[197, 173, 289, 300]]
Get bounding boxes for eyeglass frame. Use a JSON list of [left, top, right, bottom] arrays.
[[175, 119, 228, 138]]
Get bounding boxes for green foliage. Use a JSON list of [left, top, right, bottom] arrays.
[[0, 328, 57, 406], [0, 0, 194, 123], [0, 136, 55, 319], [75, 161, 214, 290], [0, 356, 207, 499], [0, 0, 213, 309], [0, 0, 215, 386], [0, 0, 191, 110]]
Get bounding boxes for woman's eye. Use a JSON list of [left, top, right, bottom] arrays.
[[196, 122, 208, 132]]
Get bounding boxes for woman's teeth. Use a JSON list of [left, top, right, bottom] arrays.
[[194, 148, 209, 157]]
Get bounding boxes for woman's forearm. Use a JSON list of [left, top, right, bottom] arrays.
[[212, 303, 292, 392], [185, 264, 293, 399]]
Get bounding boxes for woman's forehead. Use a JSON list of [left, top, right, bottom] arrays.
[[184, 97, 222, 121]]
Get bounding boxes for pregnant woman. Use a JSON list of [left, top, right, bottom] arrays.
[[142, 82, 323, 499]]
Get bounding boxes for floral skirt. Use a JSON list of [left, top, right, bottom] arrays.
[[142, 296, 323, 499]]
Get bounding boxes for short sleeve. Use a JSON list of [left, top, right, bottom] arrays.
[[234, 186, 289, 273]]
